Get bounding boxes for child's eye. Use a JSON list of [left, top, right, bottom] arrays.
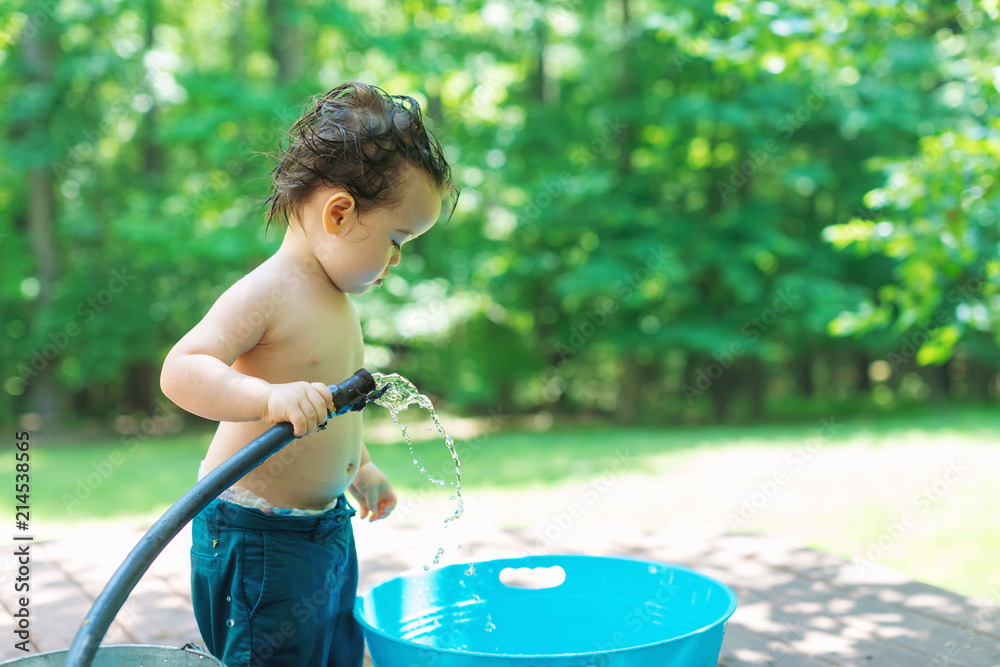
[[391, 240, 401, 250]]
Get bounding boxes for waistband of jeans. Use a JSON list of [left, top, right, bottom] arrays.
[[204, 494, 355, 534]]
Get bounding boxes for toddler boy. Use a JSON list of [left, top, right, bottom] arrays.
[[160, 81, 455, 666]]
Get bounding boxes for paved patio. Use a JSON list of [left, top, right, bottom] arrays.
[[2, 516, 999, 665]]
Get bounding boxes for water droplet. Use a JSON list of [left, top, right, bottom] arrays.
[[226, 618, 235, 628], [464, 563, 476, 576], [484, 614, 496, 632], [225, 596, 231, 602], [423, 565, 430, 571], [469, 547, 475, 553], [449, 495, 456, 500]]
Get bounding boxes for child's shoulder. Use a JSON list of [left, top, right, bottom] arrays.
[[222, 253, 356, 321]]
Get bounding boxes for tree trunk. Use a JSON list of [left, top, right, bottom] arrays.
[[531, 18, 550, 105], [229, 0, 247, 81], [22, 20, 63, 427], [611, 0, 640, 426], [964, 361, 992, 401], [796, 351, 815, 397], [616, 354, 643, 425], [143, 0, 163, 181], [122, 360, 157, 414], [854, 350, 872, 394], [919, 361, 952, 402], [129, 0, 162, 418], [426, 94, 444, 126], [710, 368, 733, 422], [747, 357, 766, 419], [267, 0, 303, 82]]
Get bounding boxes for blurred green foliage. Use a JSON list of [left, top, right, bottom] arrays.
[[1, 0, 998, 428]]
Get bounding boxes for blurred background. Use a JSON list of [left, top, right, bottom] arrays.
[[1, 0, 998, 598]]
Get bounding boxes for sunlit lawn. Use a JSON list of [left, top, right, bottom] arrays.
[[3, 404, 997, 599]]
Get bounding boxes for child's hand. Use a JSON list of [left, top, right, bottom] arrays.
[[349, 462, 397, 522], [260, 381, 334, 437]]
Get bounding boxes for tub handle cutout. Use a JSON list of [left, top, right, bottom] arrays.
[[499, 565, 566, 589]]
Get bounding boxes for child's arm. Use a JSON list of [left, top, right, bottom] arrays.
[[160, 278, 333, 436], [349, 443, 397, 521]]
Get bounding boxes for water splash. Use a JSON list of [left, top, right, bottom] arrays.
[[371, 372, 463, 523]]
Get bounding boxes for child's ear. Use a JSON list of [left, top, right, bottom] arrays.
[[321, 192, 357, 235]]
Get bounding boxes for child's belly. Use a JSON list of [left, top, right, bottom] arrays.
[[203, 408, 363, 510]]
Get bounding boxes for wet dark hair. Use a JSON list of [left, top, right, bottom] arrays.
[[262, 81, 457, 233]]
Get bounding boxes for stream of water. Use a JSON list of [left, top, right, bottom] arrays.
[[370, 372, 464, 523]]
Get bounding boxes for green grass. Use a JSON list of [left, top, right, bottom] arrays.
[[3, 405, 998, 599]]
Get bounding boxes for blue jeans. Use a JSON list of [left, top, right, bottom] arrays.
[[190, 495, 364, 667]]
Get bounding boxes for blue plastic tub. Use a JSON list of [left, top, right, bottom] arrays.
[[355, 554, 737, 666]]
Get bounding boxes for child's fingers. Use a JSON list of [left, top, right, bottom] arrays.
[[290, 407, 308, 436], [370, 493, 395, 521], [311, 382, 334, 413], [305, 384, 330, 422], [382, 496, 397, 515], [367, 488, 380, 521]]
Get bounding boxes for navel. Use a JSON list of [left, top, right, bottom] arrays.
[[346, 462, 356, 474]]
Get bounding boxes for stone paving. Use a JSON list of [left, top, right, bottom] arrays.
[[2, 514, 999, 665]]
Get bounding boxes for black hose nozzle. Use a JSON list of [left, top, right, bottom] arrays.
[[328, 368, 376, 415]]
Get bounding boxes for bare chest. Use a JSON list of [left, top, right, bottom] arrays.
[[234, 292, 365, 386]]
